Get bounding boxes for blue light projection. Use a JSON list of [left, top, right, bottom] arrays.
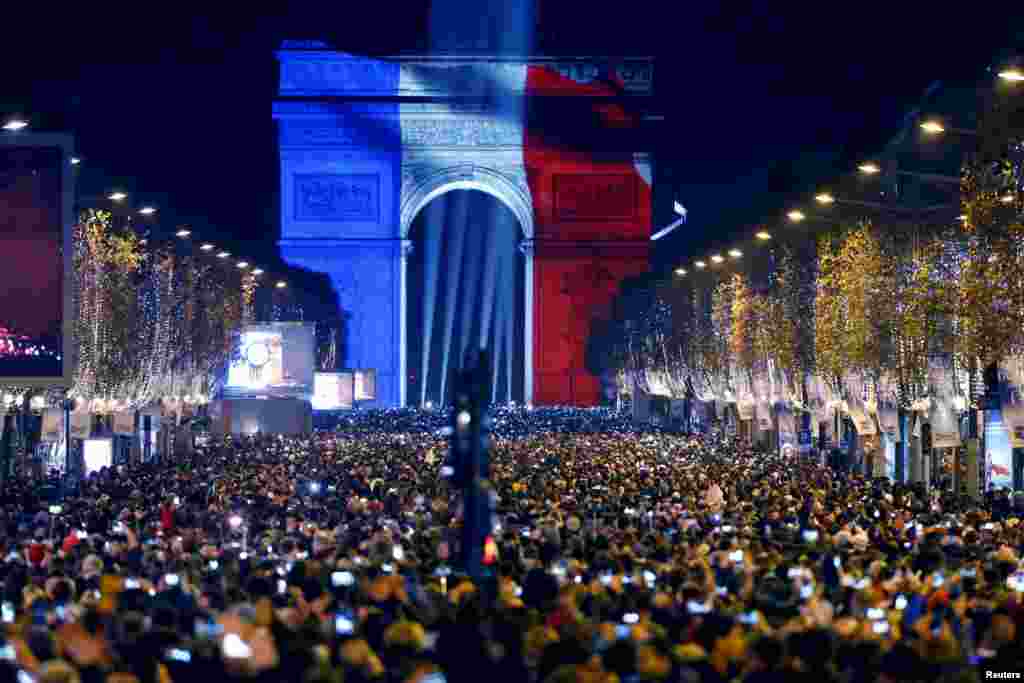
[[276, 53, 402, 407]]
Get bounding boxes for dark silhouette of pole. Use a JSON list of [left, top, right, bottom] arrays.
[[444, 349, 493, 581], [62, 397, 73, 496]]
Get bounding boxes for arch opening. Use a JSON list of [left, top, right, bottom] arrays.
[[405, 189, 525, 406], [400, 167, 534, 240]]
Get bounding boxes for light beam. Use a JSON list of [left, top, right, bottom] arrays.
[[439, 192, 469, 404], [478, 204, 503, 350], [458, 210, 485, 365], [419, 198, 445, 405]]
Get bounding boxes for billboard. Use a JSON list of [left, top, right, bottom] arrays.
[[0, 135, 74, 386], [312, 372, 354, 410], [83, 438, 112, 475], [354, 369, 376, 401], [225, 322, 315, 398]]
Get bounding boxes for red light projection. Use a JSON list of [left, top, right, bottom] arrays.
[[525, 65, 651, 405]]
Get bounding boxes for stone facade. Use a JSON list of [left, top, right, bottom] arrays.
[[275, 50, 652, 407]]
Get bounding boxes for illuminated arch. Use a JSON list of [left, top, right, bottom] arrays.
[[400, 165, 534, 240], [398, 164, 534, 406]]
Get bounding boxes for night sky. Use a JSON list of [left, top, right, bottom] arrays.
[[1, 2, 1017, 275]]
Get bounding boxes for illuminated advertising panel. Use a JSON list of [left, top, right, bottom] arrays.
[[225, 323, 315, 397], [354, 369, 376, 401], [0, 135, 74, 385], [312, 372, 354, 410], [83, 438, 112, 475]]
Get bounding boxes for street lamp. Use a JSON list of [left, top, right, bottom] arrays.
[[200, 243, 214, 251], [755, 231, 772, 241], [251, 268, 264, 276], [858, 162, 880, 175], [70, 157, 81, 166], [138, 206, 157, 215], [107, 191, 127, 202], [176, 229, 191, 238], [650, 200, 689, 241], [815, 193, 835, 205], [236, 261, 249, 269], [998, 69, 1024, 83], [710, 254, 724, 264], [217, 251, 231, 259], [787, 210, 805, 222], [919, 119, 977, 137], [674, 267, 687, 276], [728, 248, 742, 259], [275, 281, 288, 289], [2, 119, 28, 131]]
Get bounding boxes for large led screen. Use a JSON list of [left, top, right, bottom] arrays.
[[0, 137, 73, 384], [312, 372, 354, 410], [225, 323, 315, 397]]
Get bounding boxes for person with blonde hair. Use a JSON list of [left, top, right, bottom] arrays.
[[37, 660, 80, 683]]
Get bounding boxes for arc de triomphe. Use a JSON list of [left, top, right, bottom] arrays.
[[274, 45, 653, 407]]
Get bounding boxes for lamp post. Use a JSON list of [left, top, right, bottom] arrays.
[[445, 350, 493, 583], [0, 395, 13, 493], [650, 201, 688, 241], [919, 120, 978, 137], [62, 396, 73, 492], [1, 119, 29, 132]]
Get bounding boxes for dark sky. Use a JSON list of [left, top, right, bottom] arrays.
[[1, 1, 1016, 275]]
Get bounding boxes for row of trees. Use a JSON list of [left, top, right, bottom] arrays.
[[614, 84, 1024, 419], [72, 208, 258, 407]]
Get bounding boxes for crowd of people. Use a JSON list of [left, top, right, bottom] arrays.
[[0, 406, 1022, 683]]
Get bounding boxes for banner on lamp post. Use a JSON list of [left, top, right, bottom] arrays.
[[69, 410, 91, 440], [755, 401, 772, 432], [40, 408, 62, 442], [776, 402, 797, 448], [928, 364, 961, 448], [113, 411, 135, 436], [929, 399, 961, 448]]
